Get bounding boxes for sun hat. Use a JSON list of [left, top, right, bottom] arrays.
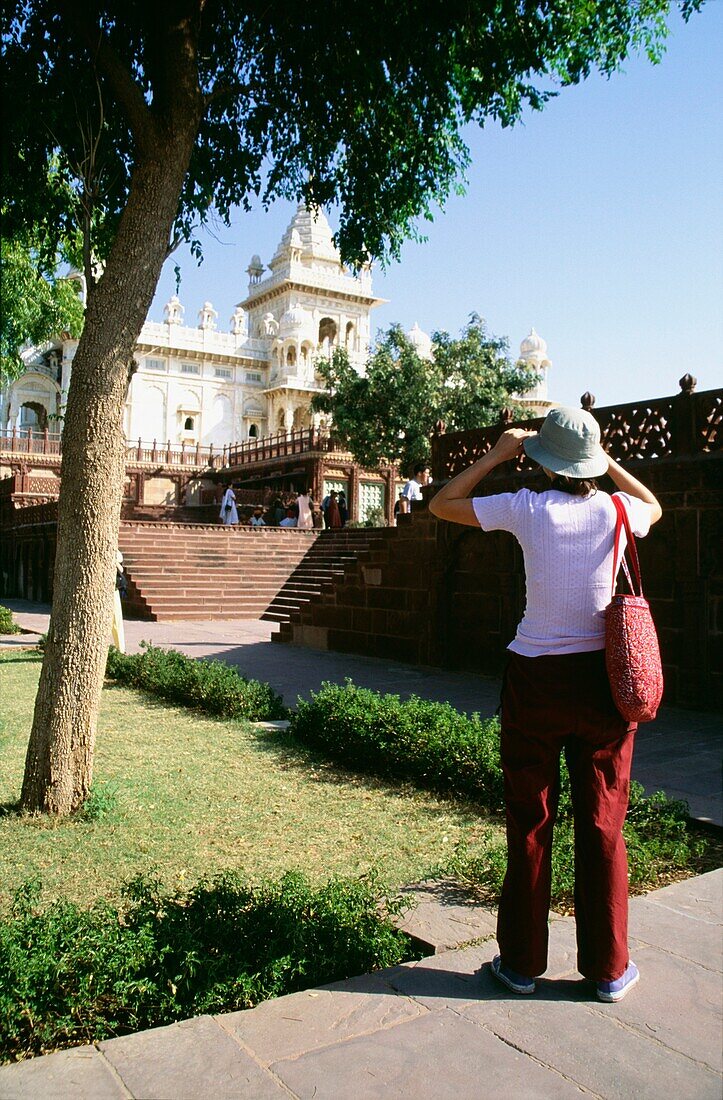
[[523, 406, 608, 478]]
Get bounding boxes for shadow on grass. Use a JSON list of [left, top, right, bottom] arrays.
[[250, 722, 496, 826]]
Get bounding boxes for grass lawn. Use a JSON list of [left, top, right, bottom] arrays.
[[0, 652, 501, 910]]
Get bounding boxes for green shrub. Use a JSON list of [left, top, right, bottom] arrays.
[[0, 606, 21, 635], [105, 643, 286, 722], [0, 870, 416, 1063], [446, 773, 706, 911], [288, 681, 504, 808], [288, 682, 706, 911], [78, 781, 121, 823]]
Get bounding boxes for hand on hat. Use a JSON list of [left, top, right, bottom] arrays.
[[491, 428, 537, 462]]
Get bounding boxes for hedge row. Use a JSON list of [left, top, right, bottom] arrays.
[[106, 643, 286, 722], [0, 871, 414, 1063], [288, 681, 504, 809], [287, 681, 706, 908], [0, 606, 21, 635]]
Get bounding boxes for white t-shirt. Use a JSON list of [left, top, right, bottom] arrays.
[[472, 489, 653, 657], [279, 516, 297, 528], [401, 479, 424, 503]]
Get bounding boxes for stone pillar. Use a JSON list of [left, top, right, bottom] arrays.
[[384, 467, 396, 526], [310, 458, 324, 513], [348, 465, 360, 524]]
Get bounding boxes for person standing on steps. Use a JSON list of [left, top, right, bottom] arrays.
[[220, 484, 239, 526], [400, 463, 431, 513], [296, 486, 314, 530], [321, 489, 341, 529], [337, 491, 349, 527], [430, 407, 662, 1004]]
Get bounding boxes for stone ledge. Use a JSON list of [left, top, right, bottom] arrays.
[[394, 877, 497, 954]]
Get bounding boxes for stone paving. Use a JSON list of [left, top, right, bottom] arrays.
[[0, 870, 720, 1099], [3, 601, 721, 826]]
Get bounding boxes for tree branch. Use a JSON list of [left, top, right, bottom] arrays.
[[59, 0, 157, 156]]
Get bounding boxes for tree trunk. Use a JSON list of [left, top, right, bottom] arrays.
[[21, 125, 199, 815]]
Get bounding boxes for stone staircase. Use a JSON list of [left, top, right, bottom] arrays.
[[117, 521, 376, 623], [274, 512, 436, 663]]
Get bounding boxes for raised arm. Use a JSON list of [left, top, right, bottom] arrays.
[[606, 457, 662, 524], [429, 429, 535, 526]]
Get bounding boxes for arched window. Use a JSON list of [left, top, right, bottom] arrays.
[[318, 317, 337, 349], [184, 416, 195, 432], [19, 402, 47, 429], [345, 321, 355, 349], [286, 345, 296, 366], [248, 423, 258, 439]]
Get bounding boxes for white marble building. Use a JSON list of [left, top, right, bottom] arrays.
[[1, 204, 552, 443]]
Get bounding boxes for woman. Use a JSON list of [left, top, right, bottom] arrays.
[[326, 491, 342, 529], [219, 485, 239, 526], [296, 487, 314, 531], [430, 406, 662, 1003], [337, 491, 349, 527]]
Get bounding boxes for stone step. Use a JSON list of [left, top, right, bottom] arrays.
[[120, 521, 376, 622]]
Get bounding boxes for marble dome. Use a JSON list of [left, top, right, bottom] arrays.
[[279, 302, 313, 336], [520, 328, 548, 360], [406, 322, 433, 360]]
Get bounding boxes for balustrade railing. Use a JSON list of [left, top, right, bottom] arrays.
[[0, 427, 62, 456], [0, 425, 343, 470], [226, 427, 338, 466], [432, 382, 722, 482]]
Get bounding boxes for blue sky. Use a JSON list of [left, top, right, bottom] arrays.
[[151, 4, 723, 408]]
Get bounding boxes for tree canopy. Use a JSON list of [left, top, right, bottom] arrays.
[[0, 232, 84, 383], [313, 317, 539, 473], [2, 0, 701, 285]]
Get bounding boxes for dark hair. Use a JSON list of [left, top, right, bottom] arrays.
[[413, 463, 430, 476], [550, 475, 598, 497]]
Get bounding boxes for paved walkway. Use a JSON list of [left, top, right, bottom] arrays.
[[0, 870, 721, 1099], [3, 601, 721, 826]]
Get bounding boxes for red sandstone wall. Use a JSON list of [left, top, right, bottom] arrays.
[[284, 454, 722, 710]]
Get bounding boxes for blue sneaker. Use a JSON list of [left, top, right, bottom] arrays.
[[491, 955, 535, 995], [597, 961, 640, 1003]]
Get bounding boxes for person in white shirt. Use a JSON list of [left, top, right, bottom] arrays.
[[279, 508, 297, 528], [296, 488, 314, 530], [399, 463, 431, 513], [220, 486, 239, 526], [249, 507, 266, 527], [111, 550, 126, 653], [430, 406, 662, 1005]]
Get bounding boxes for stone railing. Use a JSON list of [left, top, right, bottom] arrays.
[[3, 500, 58, 528], [0, 427, 63, 457], [227, 427, 341, 466], [0, 426, 346, 472], [432, 378, 722, 482]]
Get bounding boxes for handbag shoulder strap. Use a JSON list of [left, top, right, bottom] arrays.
[[611, 494, 644, 597]]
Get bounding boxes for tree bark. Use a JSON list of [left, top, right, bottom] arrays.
[[21, 122, 200, 814]]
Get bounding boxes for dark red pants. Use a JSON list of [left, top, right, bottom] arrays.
[[498, 650, 636, 982]]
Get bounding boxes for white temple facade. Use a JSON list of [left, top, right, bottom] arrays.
[[1, 204, 554, 444]]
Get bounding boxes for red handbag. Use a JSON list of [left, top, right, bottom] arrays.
[[605, 495, 664, 723]]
